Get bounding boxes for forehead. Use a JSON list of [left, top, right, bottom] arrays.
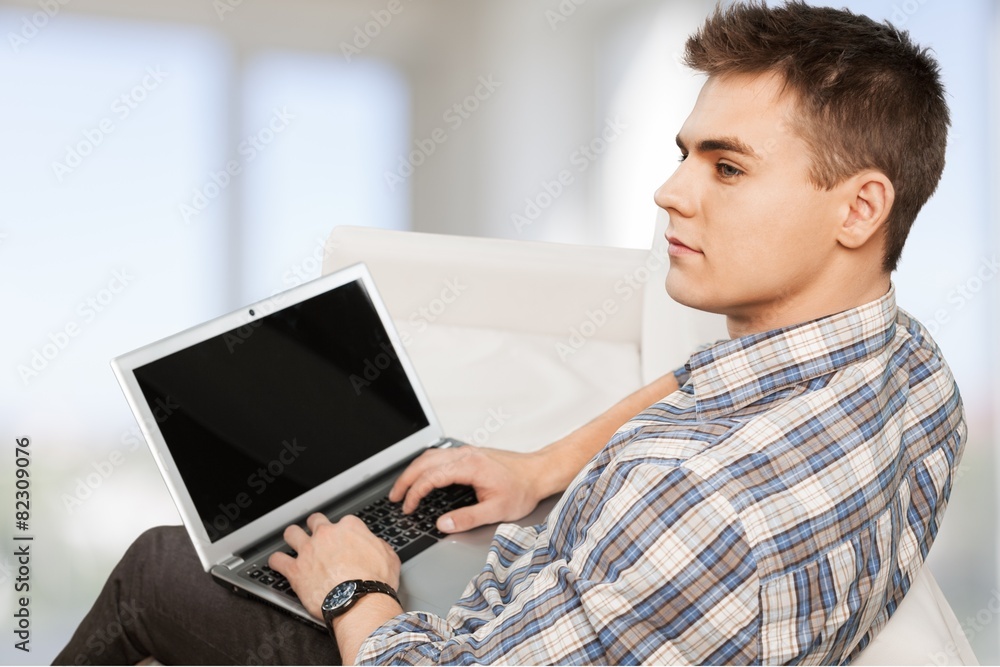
[[679, 72, 803, 154]]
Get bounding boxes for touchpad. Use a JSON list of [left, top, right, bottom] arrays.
[[396, 496, 559, 617], [398, 525, 495, 617]]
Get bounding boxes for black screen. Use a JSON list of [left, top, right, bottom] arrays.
[[133, 279, 429, 542]]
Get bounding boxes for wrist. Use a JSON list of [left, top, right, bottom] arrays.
[[330, 589, 402, 629], [322, 579, 400, 635], [529, 438, 586, 498], [330, 592, 403, 662]]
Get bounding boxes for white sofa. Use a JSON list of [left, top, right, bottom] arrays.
[[322, 222, 978, 665]]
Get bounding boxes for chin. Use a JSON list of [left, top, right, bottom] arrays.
[[665, 271, 726, 315]]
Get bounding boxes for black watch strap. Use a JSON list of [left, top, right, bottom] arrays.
[[355, 580, 399, 604], [321, 579, 400, 637]]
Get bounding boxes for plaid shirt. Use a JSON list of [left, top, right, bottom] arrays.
[[358, 285, 966, 665]]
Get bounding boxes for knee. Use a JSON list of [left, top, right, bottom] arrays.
[[127, 525, 187, 561], [118, 525, 193, 581], [114, 525, 197, 606]]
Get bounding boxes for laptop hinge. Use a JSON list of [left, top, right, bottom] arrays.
[[219, 555, 244, 570]]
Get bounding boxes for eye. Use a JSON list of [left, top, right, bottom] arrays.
[[716, 162, 743, 179], [677, 153, 688, 163]]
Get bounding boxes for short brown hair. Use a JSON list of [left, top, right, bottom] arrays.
[[684, 1, 950, 272]]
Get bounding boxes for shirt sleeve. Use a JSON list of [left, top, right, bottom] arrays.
[[355, 462, 760, 665]]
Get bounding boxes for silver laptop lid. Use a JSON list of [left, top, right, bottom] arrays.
[[111, 262, 445, 570]]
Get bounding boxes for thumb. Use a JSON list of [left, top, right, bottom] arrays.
[[437, 499, 501, 533]]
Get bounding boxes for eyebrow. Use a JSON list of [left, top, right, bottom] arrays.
[[676, 134, 761, 160]]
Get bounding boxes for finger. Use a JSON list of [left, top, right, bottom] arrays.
[[305, 512, 332, 533], [388, 448, 452, 502], [401, 461, 472, 513], [268, 550, 295, 575], [282, 523, 309, 551], [437, 497, 500, 534]]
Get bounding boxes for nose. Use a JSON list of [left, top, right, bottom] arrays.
[[653, 162, 695, 219]]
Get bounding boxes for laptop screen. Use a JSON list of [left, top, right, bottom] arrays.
[[132, 278, 429, 543]]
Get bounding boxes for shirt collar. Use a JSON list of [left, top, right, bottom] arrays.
[[684, 285, 898, 420]]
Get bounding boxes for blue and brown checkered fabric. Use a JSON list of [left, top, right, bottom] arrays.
[[359, 285, 966, 665]]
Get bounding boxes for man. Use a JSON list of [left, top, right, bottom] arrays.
[[56, 1, 964, 664]]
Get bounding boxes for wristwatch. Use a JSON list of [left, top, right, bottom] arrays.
[[321, 579, 399, 636]]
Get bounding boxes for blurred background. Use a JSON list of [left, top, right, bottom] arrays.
[[0, 0, 996, 663]]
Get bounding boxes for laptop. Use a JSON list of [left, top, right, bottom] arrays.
[[111, 262, 540, 628]]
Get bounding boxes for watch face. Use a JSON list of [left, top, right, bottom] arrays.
[[325, 580, 358, 611]]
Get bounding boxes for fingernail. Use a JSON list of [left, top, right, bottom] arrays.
[[438, 516, 455, 532]]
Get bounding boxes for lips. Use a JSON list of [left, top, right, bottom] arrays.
[[666, 234, 701, 256]]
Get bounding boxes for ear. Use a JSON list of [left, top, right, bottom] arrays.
[[837, 171, 895, 250]]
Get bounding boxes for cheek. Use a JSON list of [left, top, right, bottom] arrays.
[[715, 186, 829, 265]]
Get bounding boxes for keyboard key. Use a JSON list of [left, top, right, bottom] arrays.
[[337, 485, 475, 563], [248, 569, 263, 579], [259, 575, 275, 585], [274, 580, 290, 591]]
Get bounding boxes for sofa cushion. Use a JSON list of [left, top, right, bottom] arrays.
[[398, 321, 641, 453]]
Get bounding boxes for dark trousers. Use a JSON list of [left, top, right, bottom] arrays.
[[53, 526, 342, 665]]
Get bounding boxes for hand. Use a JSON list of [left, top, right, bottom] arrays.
[[389, 446, 547, 533], [268, 513, 401, 621]]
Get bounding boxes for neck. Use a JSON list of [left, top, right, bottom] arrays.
[[725, 273, 891, 339]]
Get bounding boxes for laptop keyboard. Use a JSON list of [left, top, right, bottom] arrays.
[[243, 484, 477, 600]]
